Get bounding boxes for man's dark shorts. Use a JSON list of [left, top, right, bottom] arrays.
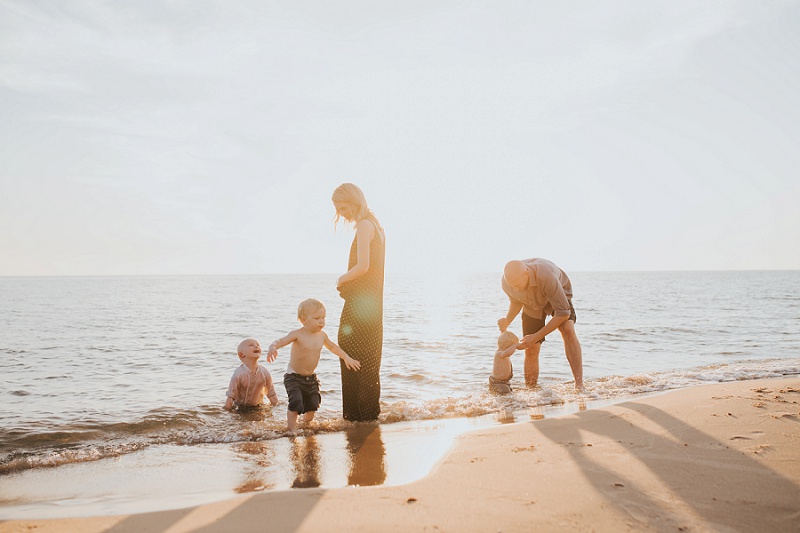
[[284, 373, 321, 414], [522, 299, 577, 344]]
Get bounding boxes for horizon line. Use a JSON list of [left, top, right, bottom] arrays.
[[1, 268, 799, 279]]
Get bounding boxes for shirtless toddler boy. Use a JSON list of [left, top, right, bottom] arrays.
[[489, 331, 520, 395], [267, 298, 361, 433]]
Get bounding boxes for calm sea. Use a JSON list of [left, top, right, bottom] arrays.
[[1, 271, 799, 517]]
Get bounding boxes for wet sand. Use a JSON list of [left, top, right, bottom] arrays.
[[2, 377, 799, 532]]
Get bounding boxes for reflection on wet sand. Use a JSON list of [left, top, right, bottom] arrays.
[[291, 436, 321, 488], [345, 424, 386, 487], [228, 402, 595, 497], [529, 398, 587, 421], [233, 441, 276, 494], [496, 410, 516, 424]]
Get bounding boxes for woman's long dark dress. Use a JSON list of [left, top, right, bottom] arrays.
[[337, 220, 385, 421]]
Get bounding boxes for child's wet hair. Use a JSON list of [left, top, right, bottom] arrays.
[[297, 298, 325, 320]]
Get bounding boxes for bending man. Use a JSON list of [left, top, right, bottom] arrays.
[[498, 258, 584, 390]]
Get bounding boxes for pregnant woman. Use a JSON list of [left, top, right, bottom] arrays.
[[332, 183, 386, 422]]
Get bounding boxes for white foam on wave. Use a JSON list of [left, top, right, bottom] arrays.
[[376, 357, 800, 424], [5, 358, 798, 475]]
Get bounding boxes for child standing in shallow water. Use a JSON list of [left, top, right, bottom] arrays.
[[225, 338, 279, 411], [489, 331, 520, 395], [267, 299, 361, 433]]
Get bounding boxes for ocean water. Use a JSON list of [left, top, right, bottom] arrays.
[[1, 271, 799, 518]]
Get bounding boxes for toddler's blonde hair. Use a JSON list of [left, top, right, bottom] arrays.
[[497, 331, 519, 350], [297, 298, 325, 320]]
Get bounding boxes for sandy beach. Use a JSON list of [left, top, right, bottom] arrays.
[[2, 376, 799, 533]]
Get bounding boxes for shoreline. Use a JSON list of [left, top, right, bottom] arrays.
[[0, 391, 627, 521], [2, 376, 799, 532]]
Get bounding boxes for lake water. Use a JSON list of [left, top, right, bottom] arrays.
[[2, 271, 799, 518]]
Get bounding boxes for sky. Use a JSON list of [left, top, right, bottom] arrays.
[[1, 0, 799, 276]]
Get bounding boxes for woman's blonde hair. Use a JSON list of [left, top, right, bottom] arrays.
[[332, 183, 382, 230], [297, 298, 325, 320]]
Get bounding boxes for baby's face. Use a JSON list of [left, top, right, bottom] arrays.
[[238, 339, 262, 361]]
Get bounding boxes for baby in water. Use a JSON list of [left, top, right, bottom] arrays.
[[489, 331, 520, 395]]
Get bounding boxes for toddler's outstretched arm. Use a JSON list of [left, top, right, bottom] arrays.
[[267, 331, 297, 362], [324, 334, 361, 371]]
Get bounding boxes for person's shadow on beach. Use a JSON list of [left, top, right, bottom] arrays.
[[535, 400, 800, 531]]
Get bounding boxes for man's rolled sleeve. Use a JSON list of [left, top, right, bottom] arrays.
[[541, 273, 571, 317]]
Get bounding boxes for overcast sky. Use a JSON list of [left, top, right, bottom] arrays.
[[1, 1, 799, 276]]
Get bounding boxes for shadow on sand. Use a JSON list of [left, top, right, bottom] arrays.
[[536, 400, 800, 531]]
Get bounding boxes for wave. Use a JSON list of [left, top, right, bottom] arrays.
[[388, 372, 428, 382], [3, 358, 798, 476], [596, 326, 702, 340]]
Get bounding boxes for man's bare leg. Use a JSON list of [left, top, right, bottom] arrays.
[[524, 343, 541, 388], [559, 320, 584, 390]]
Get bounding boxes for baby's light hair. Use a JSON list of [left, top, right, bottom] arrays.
[[497, 331, 519, 350], [297, 298, 325, 320]]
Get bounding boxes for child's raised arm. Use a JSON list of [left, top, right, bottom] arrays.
[[267, 331, 298, 363], [323, 333, 361, 371]]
